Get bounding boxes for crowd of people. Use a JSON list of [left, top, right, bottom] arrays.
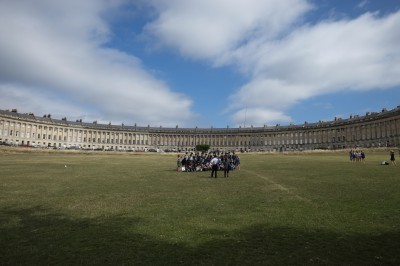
[[177, 151, 240, 177]]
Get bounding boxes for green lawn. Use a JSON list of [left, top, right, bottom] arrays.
[[0, 148, 399, 265]]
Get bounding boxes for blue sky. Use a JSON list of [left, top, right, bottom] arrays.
[[0, 0, 399, 128]]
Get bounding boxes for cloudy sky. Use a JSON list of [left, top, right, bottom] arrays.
[[0, 0, 399, 128]]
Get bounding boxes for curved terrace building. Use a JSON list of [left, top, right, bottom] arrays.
[[1, 107, 399, 151]]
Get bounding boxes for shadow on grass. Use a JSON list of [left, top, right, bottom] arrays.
[[1, 206, 399, 265]]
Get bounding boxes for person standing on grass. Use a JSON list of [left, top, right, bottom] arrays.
[[176, 155, 182, 171], [361, 150, 365, 163], [234, 152, 241, 170], [223, 154, 231, 177], [390, 150, 396, 165], [181, 155, 187, 172], [210, 154, 219, 178]]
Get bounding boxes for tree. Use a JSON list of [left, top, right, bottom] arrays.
[[195, 144, 210, 152]]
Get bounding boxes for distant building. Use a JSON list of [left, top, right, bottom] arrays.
[[0, 107, 399, 151]]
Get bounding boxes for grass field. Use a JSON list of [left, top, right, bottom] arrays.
[[1, 147, 399, 265]]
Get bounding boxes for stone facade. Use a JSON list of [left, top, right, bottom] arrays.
[[1, 107, 399, 151]]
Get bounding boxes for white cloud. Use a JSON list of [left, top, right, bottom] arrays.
[[145, 0, 312, 61], [230, 107, 291, 127], [228, 11, 400, 124], [357, 1, 368, 9], [0, 0, 195, 127], [143, 0, 400, 125], [0, 84, 92, 121]]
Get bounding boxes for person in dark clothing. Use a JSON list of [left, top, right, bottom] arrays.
[[181, 156, 187, 171], [390, 150, 396, 166], [223, 154, 231, 177]]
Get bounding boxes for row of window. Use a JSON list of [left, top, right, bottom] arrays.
[[1, 117, 399, 147], [0, 126, 395, 144]]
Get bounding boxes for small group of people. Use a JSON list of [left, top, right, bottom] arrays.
[[177, 151, 240, 178], [349, 149, 366, 162], [349, 148, 400, 166]]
